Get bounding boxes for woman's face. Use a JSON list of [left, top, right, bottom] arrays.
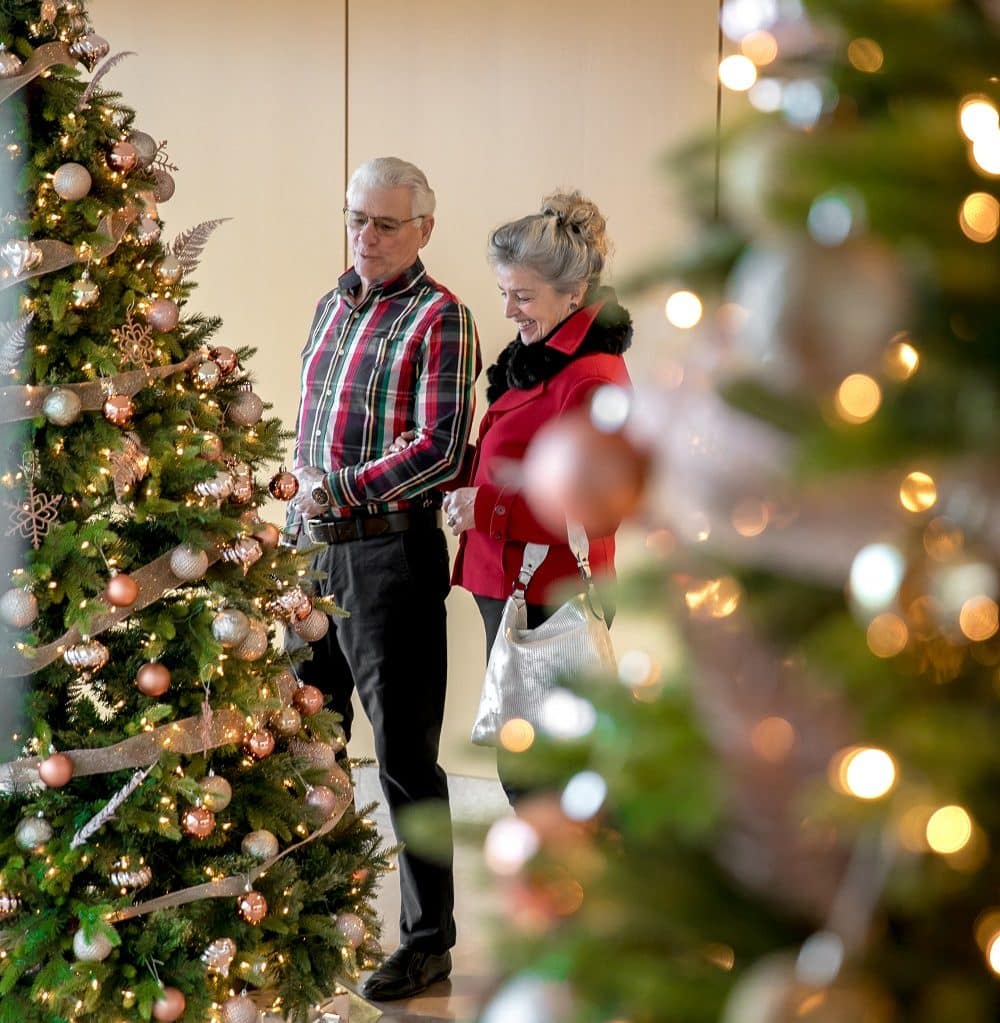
[[495, 264, 583, 344]]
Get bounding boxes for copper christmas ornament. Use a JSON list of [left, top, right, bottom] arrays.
[[233, 618, 269, 661], [305, 784, 339, 820], [38, 753, 74, 788], [102, 393, 135, 427], [271, 706, 302, 737], [69, 33, 110, 70], [209, 346, 239, 376], [152, 168, 175, 202], [292, 684, 324, 716], [200, 432, 224, 461], [293, 608, 330, 642], [63, 639, 110, 672], [103, 571, 139, 608], [229, 474, 254, 505], [108, 141, 139, 174], [182, 805, 216, 839], [201, 937, 237, 977], [151, 987, 186, 1022], [268, 470, 298, 500], [236, 890, 268, 924], [252, 521, 281, 549], [52, 162, 92, 201], [146, 298, 179, 333], [194, 471, 234, 501], [222, 536, 263, 573], [136, 662, 171, 697], [245, 728, 275, 759]]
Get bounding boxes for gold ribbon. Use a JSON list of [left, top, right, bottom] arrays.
[[0, 42, 77, 106]]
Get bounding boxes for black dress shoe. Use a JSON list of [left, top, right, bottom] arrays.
[[361, 946, 452, 1001]]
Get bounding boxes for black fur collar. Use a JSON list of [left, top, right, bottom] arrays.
[[486, 288, 632, 404]]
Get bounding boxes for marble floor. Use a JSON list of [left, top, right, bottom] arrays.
[[326, 766, 512, 1023]]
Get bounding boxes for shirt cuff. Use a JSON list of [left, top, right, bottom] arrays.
[[324, 467, 361, 508]]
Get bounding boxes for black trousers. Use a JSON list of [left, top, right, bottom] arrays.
[[287, 527, 456, 953]]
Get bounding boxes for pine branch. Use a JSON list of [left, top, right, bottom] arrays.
[[76, 52, 136, 111], [171, 218, 231, 273]]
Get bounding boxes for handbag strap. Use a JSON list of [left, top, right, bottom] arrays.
[[510, 518, 596, 598], [512, 542, 549, 599]]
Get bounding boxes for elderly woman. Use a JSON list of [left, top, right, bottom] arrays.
[[444, 190, 633, 798]]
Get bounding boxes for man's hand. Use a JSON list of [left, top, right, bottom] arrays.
[[289, 465, 331, 520], [442, 487, 477, 536], [384, 429, 417, 455]]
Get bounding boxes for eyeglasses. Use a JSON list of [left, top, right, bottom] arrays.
[[343, 208, 425, 236]]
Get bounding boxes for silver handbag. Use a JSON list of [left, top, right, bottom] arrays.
[[470, 521, 616, 747]]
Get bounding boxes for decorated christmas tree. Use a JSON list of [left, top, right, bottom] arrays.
[[0, 2, 387, 1020], [479, 1, 1000, 1022]]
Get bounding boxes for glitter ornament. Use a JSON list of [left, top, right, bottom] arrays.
[[146, 298, 179, 333], [212, 608, 251, 647], [42, 387, 82, 425], [103, 571, 139, 608], [136, 216, 161, 245], [38, 753, 74, 788], [209, 346, 238, 376], [135, 662, 171, 697], [305, 784, 340, 820], [70, 33, 110, 70], [15, 816, 52, 850], [0, 46, 23, 78], [293, 608, 330, 642], [73, 926, 114, 961], [63, 639, 109, 672], [268, 470, 298, 500], [155, 253, 183, 285], [293, 684, 324, 716], [194, 360, 221, 390], [169, 542, 209, 581], [0, 893, 21, 919], [182, 805, 216, 839], [237, 890, 268, 924], [153, 168, 176, 202], [152, 987, 186, 1022], [200, 432, 224, 461], [245, 728, 275, 759], [241, 829, 278, 861], [335, 912, 367, 949], [227, 389, 264, 427], [290, 739, 340, 774], [52, 162, 92, 201], [198, 775, 232, 812], [102, 393, 135, 427], [129, 131, 158, 168], [272, 706, 302, 737], [221, 995, 261, 1023], [234, 618, 269, 661], [1, 239, 43, 277], [0, 587, 39, 628], [71, 273, 100, 309], [202, 937, 237, 976], [108, 141, 139, 174]]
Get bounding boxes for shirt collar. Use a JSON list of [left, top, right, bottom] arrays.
[[337, 258, 427, 302]]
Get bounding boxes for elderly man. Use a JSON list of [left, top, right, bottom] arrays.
[[286, 157, 480, 1001]]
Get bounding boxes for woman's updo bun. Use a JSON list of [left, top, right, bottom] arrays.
[[540, 191, 610, 260]]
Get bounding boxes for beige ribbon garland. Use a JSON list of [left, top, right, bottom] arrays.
[[0, 42, 77, 106]]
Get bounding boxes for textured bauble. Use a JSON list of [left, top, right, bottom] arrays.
[[102, 393, 135, 427], [522, 409, 648, 538], [73, 926, 114, 962], [222, 535, 263, 574], [293, 608, 330, 642], [201, 936, 237, 976], [272, 706, 302, 737], [193, 360, 221, 390], [194, 470, 234, 501], [136, 662, 171, 697], [200, 432, 224, 461], [221, 995, 262, 1023], [234, 618, 269, 662], [198, 775, 232, 812], [236, 890, 268, 924], [212, 608, 251, 647], [129, 130, 158, 169], [146, 298, 179, 333], [38, 753, 74, 788], [63, 639, 110, 672], [0, 893, 21, 919], [109, 860, 152, 891], [229, 474, 254, 505], [209, 346, 239, 376], [305, 784, 340, 821], [42, 387, 82, 425], [52, 162, 92, 201], [335, 912, 367, 949], [0, 587, 39, 628], [72, 275, 100, 309], [69, 33, 110, 70], [1, 238, 43, 277], [227, 390, 264, 427], [169, 543, 209, 581], [241, 829, 278, 861], [135, 216, 161, 245], [290, 739, 339, 774], [252, 521, 281, 549], [292, 684, 325, 716], [152, 169, 176, 202], [268, 471, 299, 500], [245, 728, 275, 759], [0, 47, 23, 79], [151, 987, 186, 1022], [182, 805, 216, 839], [108, 141, 139, 175], [156, 253, 183, 286], [15, 816, 53, 850], [103, 571, 139, 608]]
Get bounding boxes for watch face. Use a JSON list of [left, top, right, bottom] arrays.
[[311, 486, 329, 505]]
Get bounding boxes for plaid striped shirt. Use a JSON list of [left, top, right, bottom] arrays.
[[290, 259, 480, 527]]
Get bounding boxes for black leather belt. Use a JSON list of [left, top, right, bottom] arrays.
[[304, 509, 441, 545]]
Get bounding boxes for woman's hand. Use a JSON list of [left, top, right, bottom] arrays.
[[384, 429, 417, 455], [442, 487, 478, 536]]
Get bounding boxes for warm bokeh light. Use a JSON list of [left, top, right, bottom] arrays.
[[719, 54, 758, 92], [899, 471, 937, 513], [923, 517, 964, 561], [972, 131, 1000, 175], [866, 613, 909, 658], [750, 716, 796, 763], [896, 804, 933, 853], [835, 373, 882, 423], [664, 290, 703, 328], [685, 577, 741, 619], [958, 191, 1000, 242], [617, 648, 660, 689], [484, 817, 540, 875], [926, 805, 973, 854], [959, 96, 999, 142], [645, 527, 677, 557], [731, 498, 769, 537], [958, 595, 999, 642], [741, 29, 778, 65], [849, 543, 905, 611], [883, 335, 920, 380], [988, 933, 1000, 976], [499, 718, 535, 753], [847, 37, 884, 73], [835, 747, 898, 800]]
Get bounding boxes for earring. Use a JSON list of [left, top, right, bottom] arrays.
[[569, 301, 578, 311]]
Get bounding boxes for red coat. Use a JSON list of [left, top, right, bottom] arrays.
[[452, 300, 632, 603]]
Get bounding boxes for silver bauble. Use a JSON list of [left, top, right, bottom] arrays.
[[212, 608, 251, 647], [169, 542, 209, 581], [71, 275, 100, 309], [135, 216, 161, 245], [0, 587, 38, 628], [156, 253, 183, 286], [334, 911, 366, 949], [63, 639, 109, 672], [73, 926, 114, 962], [0, 47, 23, 79], [226, 390, 264, 427], [201, 936, 237, 977], [305, 784, 340, 821], [198, 774, 233, 812], [194, 360, 221, 390], [69, 33, 110, 71], [42, 387, 82, 426], [2, 239, 43, 277], [14, 816, 52, 850], [128, 131, 158, 169], [241, 829, 278, 861], [0, 893, 21, 919], [194, 471, 234, 501], [52, 162, 92, 201], [221, 995, 261, 1023], [233, 617, 269, 662], [293, 608, 330, 642]]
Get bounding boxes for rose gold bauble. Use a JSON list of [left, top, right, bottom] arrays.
[[151, 987, 186, 1021], [52, 162, 92, 200], [335, 911, 367, 949], [182, 805, 216, 839], [268, 471, 298, 500], [108, 140, 139, 174], [246, 729, 275, 758], [271, 706, 302, 737], [237, 890, 268, 924], [210, 346, 239, 376], [521, 410, 648, 538], [136, 662, 171, 697], [146, 298, 179, 333], [305, 784, 339, 820], [102, 393, 135, 427], [227, 390, 264, 427], [103, 571, 139, 608], [234, 619, 269, 662], [38, 753, 74, 788], [289, 739, 338, 773], [169, 543, 209, 581], [292, 608, 329, 642], [252, 522, 281, 549], [292, 684, 324, 716], [229, 475, 254, 505], [221, 995, 261, 1023], [152, 168, 175, 202], [200, 432, 224, 461]]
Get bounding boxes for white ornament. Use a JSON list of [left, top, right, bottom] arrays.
[[201, 937, 237, 977], [335, 912, 366, 949], [241, 829, 278, 861], [0, 587, 38, 628], [42, 387, 82, 425], [221, 995, 261, 1023], [14, 816, 52, 850], [73, 926, 114, 962]]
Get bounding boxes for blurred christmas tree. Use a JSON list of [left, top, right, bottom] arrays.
[[479, 1, 1000, 1022], [0, 2, 387, 1020]]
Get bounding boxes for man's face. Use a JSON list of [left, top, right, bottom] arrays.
[[345, 185, 433, 289]]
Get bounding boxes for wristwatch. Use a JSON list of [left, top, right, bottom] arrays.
[[311, 482, 330, 507]]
